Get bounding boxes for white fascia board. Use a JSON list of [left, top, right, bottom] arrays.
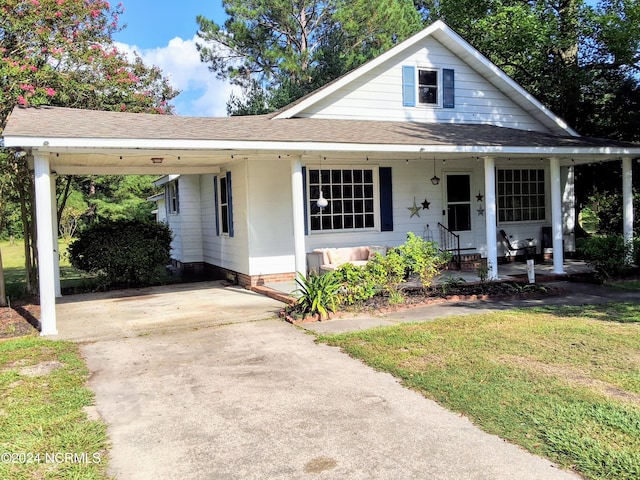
[[7, 135, 638, 158], [147, 193, 165, 202], [152, 174, 180, 187]]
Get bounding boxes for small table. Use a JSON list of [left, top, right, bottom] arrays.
[[524, 239, 536, 258]]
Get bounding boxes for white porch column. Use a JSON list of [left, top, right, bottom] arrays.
[[33, 153, 57, 335], [622, 157, 634, 262], [550, 157, 565, 274], [483, 157, 499, 280], [291, 157, 307, 277], [50, 175, 61, 297]]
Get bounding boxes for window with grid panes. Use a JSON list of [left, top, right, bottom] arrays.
[[497, 168, 546, 222], [308, 168, 375, 231]]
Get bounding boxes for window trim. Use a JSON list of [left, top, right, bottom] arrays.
[[417, 67, 440, 106], [402, 65, 454, 109], [218, 173, 231, 236], [167, 180, 179, 215], [306, 165, 381, 234], [496, 167, 548, 224]]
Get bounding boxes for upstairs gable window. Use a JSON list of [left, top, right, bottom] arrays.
[[402, 65, 455, 108], [418, 69, 438, 104]]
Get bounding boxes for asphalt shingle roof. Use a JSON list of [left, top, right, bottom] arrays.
[[3, 106, 637, 149]]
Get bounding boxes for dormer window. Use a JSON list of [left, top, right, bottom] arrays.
[[402, 66, 455, 108]]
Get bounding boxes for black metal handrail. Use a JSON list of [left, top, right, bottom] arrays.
[[438, 223, 461, 269]]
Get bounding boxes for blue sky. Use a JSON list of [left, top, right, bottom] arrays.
[[113, 0, 234, 117]]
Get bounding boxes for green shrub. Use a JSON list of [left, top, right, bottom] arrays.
[[577, 234, 633, 279], [68, 220, 172, 288], [394, 232, 450, 287], [374, 249, 406, 290], [335, 262, 379, 306], [294, 271, 341, 319]]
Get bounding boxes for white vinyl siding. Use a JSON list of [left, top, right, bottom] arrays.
[[246, 159, 297, 275], [295, 37, 549, 132], [201, 162, 249, 275]]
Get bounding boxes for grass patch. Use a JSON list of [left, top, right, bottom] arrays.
[[0, 337, 110, 479], [319, 303, 640, 480], [606, 280, 640, 292], [1, 240, 100, 300]]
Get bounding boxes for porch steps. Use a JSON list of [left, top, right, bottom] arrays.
[[446, 253, 486, 272]]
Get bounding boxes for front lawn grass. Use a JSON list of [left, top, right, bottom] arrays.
[[0, 337, 110, 479], [1, 240, 98, 300], [319, 303, 640, 480], [606, 279, 640, 292]]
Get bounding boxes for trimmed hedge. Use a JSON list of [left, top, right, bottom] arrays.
[[68, 220, 172, 288]]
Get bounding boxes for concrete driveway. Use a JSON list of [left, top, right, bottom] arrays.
[[56, 281, 580, 480]]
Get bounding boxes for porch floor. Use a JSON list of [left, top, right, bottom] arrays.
[[263, 258, 594, 296]]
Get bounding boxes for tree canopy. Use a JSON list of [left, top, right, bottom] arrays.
[[0, 0, 180, 299], [0, 0, 178, 127], [197, 0, 639, 141], [196, 0, 422, 114], [415, 0, 640, 141]]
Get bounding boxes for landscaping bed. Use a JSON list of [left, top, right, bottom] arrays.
[[0, 303, 40, 339], [282, 279, 558, 324]]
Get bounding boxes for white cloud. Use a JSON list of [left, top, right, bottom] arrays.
[[115, 36, 239, 117]]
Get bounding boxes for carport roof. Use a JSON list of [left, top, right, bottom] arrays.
[[3, 105, 639, 152]]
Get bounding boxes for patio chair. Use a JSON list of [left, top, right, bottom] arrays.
[[499, 229, 527, 261]]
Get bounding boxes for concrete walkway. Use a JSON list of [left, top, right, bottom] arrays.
[[50, 280, 606, 479]]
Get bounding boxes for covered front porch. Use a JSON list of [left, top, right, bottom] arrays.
[[263, 257, 594, 296]]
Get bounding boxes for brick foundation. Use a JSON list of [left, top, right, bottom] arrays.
[[202, 263, 295, 289]]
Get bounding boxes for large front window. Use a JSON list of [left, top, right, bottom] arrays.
[[308, 168, 376, 231], [497, 168, 546, 222]]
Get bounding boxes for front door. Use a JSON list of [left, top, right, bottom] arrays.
[[445, 173, 473, 248]]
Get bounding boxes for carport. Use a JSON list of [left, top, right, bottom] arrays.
[[2, 107, 270, 335]]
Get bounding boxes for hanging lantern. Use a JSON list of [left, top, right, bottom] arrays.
[[430, 157, 440, 185]]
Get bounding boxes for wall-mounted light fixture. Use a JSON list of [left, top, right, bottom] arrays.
[[430, 157, 440, 185], [151, 157, 164, 164]]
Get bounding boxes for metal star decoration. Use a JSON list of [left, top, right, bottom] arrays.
[[421, 198, 431, 209], [477, 206, 485, 216], [408, 197, 421, 218], [476, 191, 484, 202]]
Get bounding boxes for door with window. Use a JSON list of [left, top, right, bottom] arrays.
[[445, 173, 473, 248]]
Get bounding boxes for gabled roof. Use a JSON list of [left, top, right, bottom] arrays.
[[273, 20, 577, 137]]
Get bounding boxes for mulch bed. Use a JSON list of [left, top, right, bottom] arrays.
[[282, 280, 562, 325], [0, 302, 41, 339]]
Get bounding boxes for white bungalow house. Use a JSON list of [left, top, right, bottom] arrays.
[[3, 21, 640, 335]]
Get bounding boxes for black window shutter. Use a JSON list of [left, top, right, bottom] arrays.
[[213, 175, 219, 236], [443, 68, 455, 108], [379, 167, 393, 231], [226, 171, 234, 237]]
